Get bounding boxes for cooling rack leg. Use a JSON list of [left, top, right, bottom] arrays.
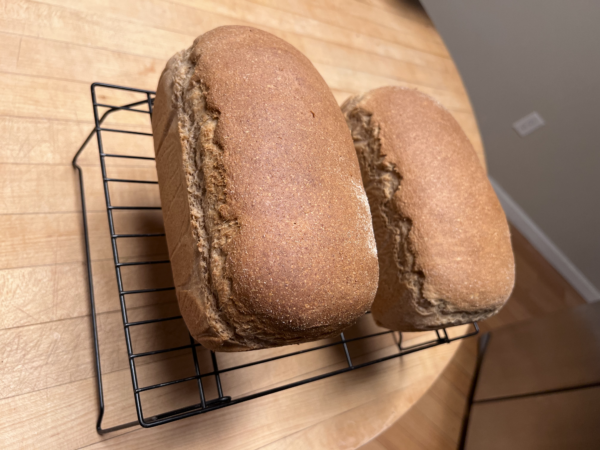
[[73, 151, 106, 434], [74, 134, 140, 434], [72, 84, 153, 434], [189, 335, 207, 409], [340, 332, 354, 368], [210, 351, 226, 400]]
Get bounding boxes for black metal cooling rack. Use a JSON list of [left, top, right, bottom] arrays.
[[72, 82, 479, 434]]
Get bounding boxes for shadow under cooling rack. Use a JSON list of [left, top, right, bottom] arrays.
[[72, 82, 478, 433]]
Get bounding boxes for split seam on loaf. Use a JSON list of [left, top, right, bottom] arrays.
[[171, 48, 242, 344]]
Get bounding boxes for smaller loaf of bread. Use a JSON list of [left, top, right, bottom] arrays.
[[342, 87, 515, 331], [152, 26, 379, 351]]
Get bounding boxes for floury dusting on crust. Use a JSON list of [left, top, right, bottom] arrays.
[[350, 178, 378, 259]]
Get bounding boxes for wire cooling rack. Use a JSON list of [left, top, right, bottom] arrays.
[[72, 82, 479, 433]]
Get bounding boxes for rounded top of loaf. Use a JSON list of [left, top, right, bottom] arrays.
[[188, 26, 379, 346], [347, 86, 514, 315]]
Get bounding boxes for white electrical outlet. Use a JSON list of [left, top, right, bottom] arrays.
[[513, 111, 545, 137]]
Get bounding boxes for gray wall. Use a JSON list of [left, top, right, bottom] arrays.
[[420, 0, 600, 295]]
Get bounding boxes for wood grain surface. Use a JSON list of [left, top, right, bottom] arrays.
[[0, 0, 485, 448]]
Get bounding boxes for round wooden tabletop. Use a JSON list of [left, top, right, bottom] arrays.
[[0, 0, 482, 448]]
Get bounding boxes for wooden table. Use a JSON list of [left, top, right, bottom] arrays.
[[0, 0, 483, 448]]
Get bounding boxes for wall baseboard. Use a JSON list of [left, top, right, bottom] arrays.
[[490, 177, 599, 303]]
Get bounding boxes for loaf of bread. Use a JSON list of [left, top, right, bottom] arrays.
[[152, 26, 379, 351], [342, 87, 515, 331]]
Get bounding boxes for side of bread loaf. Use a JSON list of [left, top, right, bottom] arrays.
[[152, 26, 379, 351], [342, 87, 515, 331]]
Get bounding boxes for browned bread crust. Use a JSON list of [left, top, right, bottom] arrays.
[[152, 26, 378, 351], [342, 87, 515, 331]]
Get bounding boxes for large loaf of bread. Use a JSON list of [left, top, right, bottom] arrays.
[[342, 87, 515, 331], [152, 26, 379, 351]]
